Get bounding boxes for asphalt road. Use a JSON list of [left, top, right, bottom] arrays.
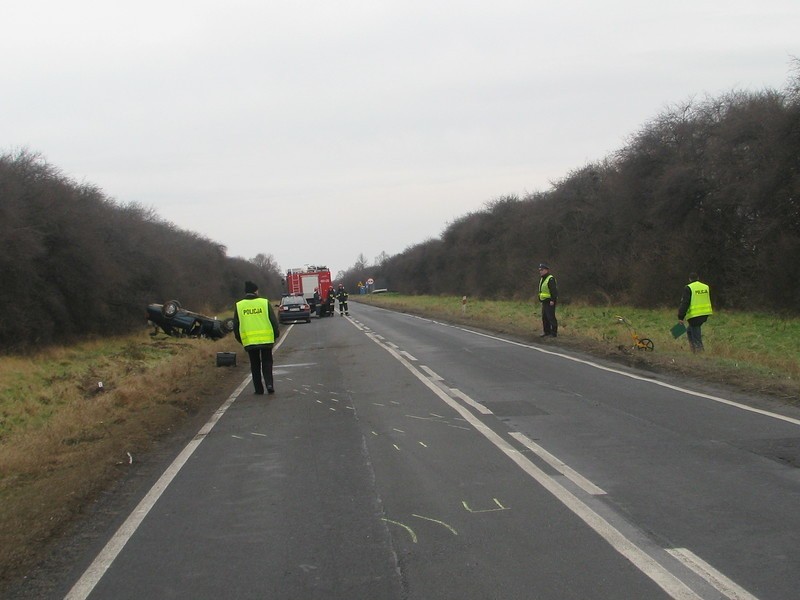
[[46, 302, 800, 599]]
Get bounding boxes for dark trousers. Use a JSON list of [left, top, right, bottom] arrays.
[[339, 300, 348, 314], [686, 316, 708, 352], [247, 345, 274, 392], [541, 301, 557, 335]]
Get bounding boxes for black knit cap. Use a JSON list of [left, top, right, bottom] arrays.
[[244, 281, 258, 294]]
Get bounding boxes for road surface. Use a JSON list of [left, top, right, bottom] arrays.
[[42, 303, 800, 598]]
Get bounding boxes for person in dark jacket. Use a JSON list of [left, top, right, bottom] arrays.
[[326, 286, 337, 316], [336, 283, 349, 316], [312, 287, 321, 316], [677, 272, 713, 352], [537, 263, 558, 337], [233, 281, 280, 394]]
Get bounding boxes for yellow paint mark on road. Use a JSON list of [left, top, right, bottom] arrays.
[[462, 498, 509, 513], [418, 441, 428, 448], [381, 518, 418, 544], [412, 514, 458, 536]]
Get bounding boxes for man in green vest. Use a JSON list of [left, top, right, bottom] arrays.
[[234, 281, 280, 394], [677, 272, 713, 352], [537, 263, 558, 337]]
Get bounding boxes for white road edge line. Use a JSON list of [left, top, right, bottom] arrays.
[[64, 334, 290, 600], [509, 432, 607, 496], [355, 320, 703, 600], [667, 548, 759, 600]]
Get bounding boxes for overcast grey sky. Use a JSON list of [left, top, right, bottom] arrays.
[[3, 1, 798, 276]]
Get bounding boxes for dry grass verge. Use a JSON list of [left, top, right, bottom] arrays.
[[0, 331, 243, 585]]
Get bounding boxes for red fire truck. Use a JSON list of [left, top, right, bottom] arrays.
[[285, 266, 333, 316]]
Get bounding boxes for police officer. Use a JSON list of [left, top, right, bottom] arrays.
[[336, 283, 349, 316], [537, 263, 558, 337], [234, 281, 280, 394], [678, 272, 713, 352]]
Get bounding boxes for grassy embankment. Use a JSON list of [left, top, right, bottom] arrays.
[[0, 326, 243, 586], [355, 294, 800, 402]]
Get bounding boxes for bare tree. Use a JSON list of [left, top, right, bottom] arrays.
[[354, 253, 368, 271]]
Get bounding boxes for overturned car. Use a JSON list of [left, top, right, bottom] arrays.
[[146, 300, 235, 339]]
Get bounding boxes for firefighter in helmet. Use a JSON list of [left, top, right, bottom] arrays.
[[336, 283, 349, 316], [326, 284, 337, 317], [312, 287, 321, 317]]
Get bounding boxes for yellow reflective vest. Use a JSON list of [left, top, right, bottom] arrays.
[[538, 275, 554, 301], [236, 297, 275, 347], [685, 281, 713, 319]]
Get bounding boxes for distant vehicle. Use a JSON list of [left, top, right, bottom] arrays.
[[146, 300, 234, 339], [277, 295, 312, 323], [285, 265, 332, 316]]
